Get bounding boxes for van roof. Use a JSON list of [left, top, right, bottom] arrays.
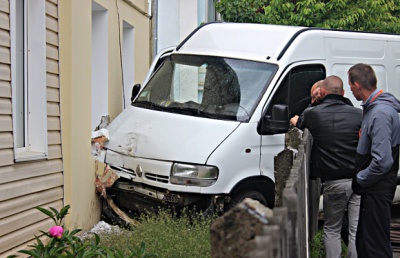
[[176, 22, 306, 62], [176, 22, 400, 63]]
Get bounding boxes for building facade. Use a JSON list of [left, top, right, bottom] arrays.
[[0, 0, 151, 256]]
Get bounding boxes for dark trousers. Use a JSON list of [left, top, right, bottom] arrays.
[[356, 192, 394, 258]]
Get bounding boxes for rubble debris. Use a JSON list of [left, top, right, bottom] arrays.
[[95, 165, 118, 197], [95, 165, 141, 227], [95, 115, 111, 130], [105, 196, 141, 227], [92, 115, 110, 158], [91, 128, 110, 157]]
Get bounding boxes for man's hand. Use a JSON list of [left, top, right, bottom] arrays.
[[290, 115, 299, 126]]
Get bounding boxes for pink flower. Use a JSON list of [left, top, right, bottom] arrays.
[[49, 225, 64, 238]]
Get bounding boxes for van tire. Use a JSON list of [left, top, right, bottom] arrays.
[[227, 190, 267, 210]]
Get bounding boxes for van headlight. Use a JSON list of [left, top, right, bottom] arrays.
[[170, 163, 218, 187]]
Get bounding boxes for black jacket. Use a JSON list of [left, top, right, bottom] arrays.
[[296, 97, 353, 129], [301, 94, 362, 180]]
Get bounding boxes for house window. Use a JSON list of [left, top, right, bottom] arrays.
[[197, 0, 216, 24], [122, 21, 134, 108], [10, 0, 47, 162], [91, 1, 108, 130]]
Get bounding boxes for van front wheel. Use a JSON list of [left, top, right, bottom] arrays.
[[227, 190, 267, 210]]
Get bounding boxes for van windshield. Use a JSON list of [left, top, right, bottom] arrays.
[[133, 54, 278, 122]]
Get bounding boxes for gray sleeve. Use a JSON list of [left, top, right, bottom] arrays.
[[357, 109, 395, 187]]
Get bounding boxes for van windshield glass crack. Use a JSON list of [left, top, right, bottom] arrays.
[[133, 54, 278, 122]]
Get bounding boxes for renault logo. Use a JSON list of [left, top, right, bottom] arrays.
[[136, 165, 144, 178]]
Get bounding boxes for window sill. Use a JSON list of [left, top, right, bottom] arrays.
[[15, 151, 47, 163]]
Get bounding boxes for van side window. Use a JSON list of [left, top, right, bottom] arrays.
[[267, 65, 326, 118]]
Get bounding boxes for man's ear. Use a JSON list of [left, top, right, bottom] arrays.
[[341, 89, 345, 96], [354, 82, 362, 91], [320, 87, 326, 97]]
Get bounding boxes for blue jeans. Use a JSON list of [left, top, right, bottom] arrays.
[[323, 179, 360, 258]]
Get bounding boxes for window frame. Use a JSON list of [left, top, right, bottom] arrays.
[[10, 0, 48, 162], [266, 64, 326, 119]]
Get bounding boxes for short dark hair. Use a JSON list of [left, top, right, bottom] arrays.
[[323, 75, 343, 94], [348, 63, 377, 91]]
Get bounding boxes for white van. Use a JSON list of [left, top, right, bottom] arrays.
[[102, 22, 400, 215]]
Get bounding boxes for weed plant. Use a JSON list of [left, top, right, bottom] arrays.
[[98, 208, 213, 258], [310, 229, 348, 258]]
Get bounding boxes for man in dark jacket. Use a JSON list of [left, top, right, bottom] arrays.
[[302, 75, 362, 258], [348, 63, 400, 258]]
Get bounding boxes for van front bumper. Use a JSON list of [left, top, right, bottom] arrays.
[[106, 178, 222, 215]]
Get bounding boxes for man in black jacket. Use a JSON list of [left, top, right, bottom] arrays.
[[301, 75, 362, 258]]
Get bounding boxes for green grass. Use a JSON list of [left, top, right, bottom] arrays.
[[97, 208, 214, 258]]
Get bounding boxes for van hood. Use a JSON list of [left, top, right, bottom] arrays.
[[104, 107, 240, 164]]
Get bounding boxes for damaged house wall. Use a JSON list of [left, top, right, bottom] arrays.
[[59, 0, 150, 233]]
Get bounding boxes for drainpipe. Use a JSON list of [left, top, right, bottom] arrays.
[[151, 0, 158, 61]]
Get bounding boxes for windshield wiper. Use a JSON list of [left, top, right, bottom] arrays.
[[132, 100, 164, 111], [163, 106, 221, 119]]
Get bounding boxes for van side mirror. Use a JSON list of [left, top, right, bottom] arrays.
[[131, 84, 141, 103], [257, 104, 290, 135]]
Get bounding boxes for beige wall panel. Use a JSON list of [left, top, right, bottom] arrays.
[[0, 97, 11, 114], [46, 58, 59, 74], [47, 102, 60, 116], [0, 148, 12, 166], [122, 0, 148, 13], [46, 44, 59, 60], [0, 219, 53, 255], [0, 132, 12, 148], [45, 1, 58, 18], [3, 236, 47, 258], [47, 73, 59, 88], [0, 0, 9, 13], [48, 0, 58, 5], [48, 131, 61, 145], [0, 63, 10, 81], [47, 87, 59, 102], [46, 29, 58, 47], [0, 11, 9, 30], [0, 187, 63, 219], [46, 15, 58, 33], [0, 114, 11, 131], [47, 116, 60, 130], [48, 145, 62, 160], [0, 159, 62, 184], [0, 80, 10, 97], [0, 200, 63, 237], [0, 173, 63, 201], [0, 45, 9, 63], [0, 28, 9, 47]]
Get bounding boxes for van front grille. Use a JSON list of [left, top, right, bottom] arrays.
[[145, 173, 169, 183]]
